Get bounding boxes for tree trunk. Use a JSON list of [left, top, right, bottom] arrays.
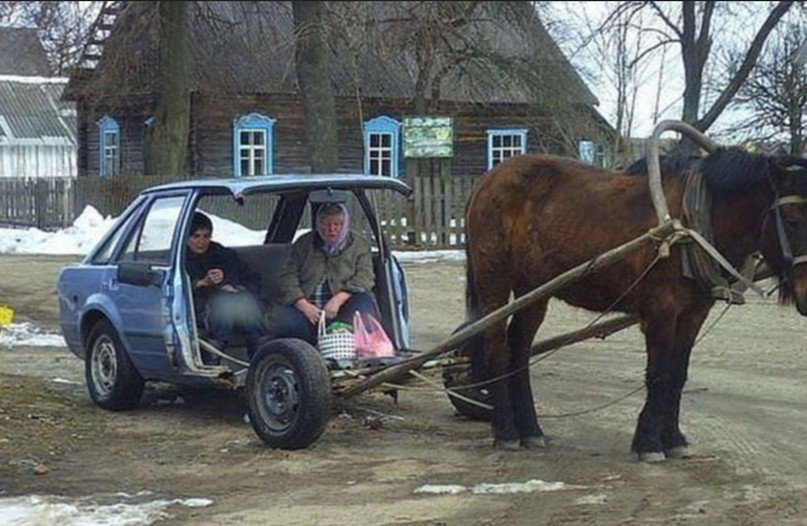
[[150, 1, 190, 178], [293, 1, 338, 174]]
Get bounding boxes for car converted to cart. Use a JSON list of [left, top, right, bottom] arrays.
[[57, 174, 413, 449]]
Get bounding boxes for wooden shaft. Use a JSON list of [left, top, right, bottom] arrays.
[[529, 314, 638, 357], [338, 220, 680, 398]]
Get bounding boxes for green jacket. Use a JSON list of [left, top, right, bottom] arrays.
[[279, 230, 375, 305]]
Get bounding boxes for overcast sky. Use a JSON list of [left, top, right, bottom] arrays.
[[542, 2, 795, 141]]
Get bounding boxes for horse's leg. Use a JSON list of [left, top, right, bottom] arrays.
[[631, 314, 678, 462], [662, 302, 711, 458], [507, 299, 548, 448], [486, 317, 521, 449], [472, 267, 520, 449]]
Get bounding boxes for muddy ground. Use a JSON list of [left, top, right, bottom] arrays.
[[3, 253, 807, 525]]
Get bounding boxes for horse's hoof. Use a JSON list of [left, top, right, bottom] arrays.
[[521, 436, 547, 449], [493, 439, 521, 451], [634, 451, 666, 463], [664, 446, 690, 459]]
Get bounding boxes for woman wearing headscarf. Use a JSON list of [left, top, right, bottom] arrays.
[[275, 202, 378, 345]]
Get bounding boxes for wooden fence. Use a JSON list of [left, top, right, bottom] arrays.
[[0, 174, 483, 249], [0, 177, 76, 230]]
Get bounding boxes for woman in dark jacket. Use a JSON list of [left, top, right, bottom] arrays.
[[185, 212, 271, 357]]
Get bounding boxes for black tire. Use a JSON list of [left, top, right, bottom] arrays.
[[85, 319, 145, 411], [442, 322, 493, 422], [246, 338, 332, 450]]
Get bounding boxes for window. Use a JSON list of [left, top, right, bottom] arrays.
[[487, 128, 527, 170], [233, 112, 274, 177], [579, 139, 607, 167], [91, 204, 143, 265], [364, 116, 401, 177], [120, 196, 185, 266], [98, 116, 120, 177], [579, 140, 596, 164]]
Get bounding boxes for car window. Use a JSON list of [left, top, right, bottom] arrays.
[[118, 196, 185, 265], [91, 208, 141, 265], [194, 193, 280, 247]]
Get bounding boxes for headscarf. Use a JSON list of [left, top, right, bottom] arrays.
[[316, 203, 350, 255]]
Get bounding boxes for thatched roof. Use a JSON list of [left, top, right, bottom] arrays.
[[65, 1, 597, 109]]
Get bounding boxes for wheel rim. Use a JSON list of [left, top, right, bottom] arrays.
[[91, 334, 117, 397], [256, 360, 300, 432]]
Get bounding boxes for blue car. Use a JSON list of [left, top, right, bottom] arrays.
[[57, 174, 412, 449]]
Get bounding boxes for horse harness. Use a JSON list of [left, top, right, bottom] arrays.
[[681, 163, 807, 303], [771, 193, 807, 267], [680, 168, 758, 304]]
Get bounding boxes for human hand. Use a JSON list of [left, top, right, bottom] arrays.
[[295, 298, 321, 325], [207, 268, 224, 285], [219, 284, 238, 293], [324, 292, 350, 319]]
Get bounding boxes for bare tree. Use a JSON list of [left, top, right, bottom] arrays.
[[549, 0, 794, 155], [544, 2, 657, 165], [732, 18, 807, 153], [0, 1, 102, 75], [149, 1, 191, 177], [613, 1, 793, 141], [293, 1, 338, 173]]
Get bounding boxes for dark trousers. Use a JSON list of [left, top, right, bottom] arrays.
[[202, 291, 271, 347], [271, 292, 379, 345]]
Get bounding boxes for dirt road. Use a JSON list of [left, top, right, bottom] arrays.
[[3, 253, 807, 525]]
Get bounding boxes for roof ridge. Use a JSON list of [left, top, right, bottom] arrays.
[[0, 75, 68, 84]]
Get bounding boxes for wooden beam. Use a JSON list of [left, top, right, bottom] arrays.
[[338, 219, 681, 398]]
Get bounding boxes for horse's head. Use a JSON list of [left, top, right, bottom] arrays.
[[758, 155, 807, 315]]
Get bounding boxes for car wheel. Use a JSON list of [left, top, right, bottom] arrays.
[[85, 319, 145, 411], [246, 338, 332, 450], [442, 321, 492, 422]]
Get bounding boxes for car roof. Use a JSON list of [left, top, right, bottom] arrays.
[[141, 173, 412, 198]]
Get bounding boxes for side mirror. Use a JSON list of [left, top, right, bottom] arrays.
[[117, 261, 164, 287]]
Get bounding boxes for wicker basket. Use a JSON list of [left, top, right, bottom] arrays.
[[317, 312, 356, 363]]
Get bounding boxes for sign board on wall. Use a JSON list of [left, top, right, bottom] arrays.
[[402, 116, 453, 158]]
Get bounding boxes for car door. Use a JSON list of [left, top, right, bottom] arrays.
[[109, 194, 187, 377]]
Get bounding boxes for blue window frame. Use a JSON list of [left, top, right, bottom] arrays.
[[487, 128, 528, 170], [233, 112, 275, 177], [98, 115, 120, 177], [579, 139, 607, 167], [363, 116, 401, 178], [579, 139, 596, 164]]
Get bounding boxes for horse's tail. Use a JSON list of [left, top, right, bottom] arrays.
[[463, 232, 488, 381], [465, 239, 481, 322]]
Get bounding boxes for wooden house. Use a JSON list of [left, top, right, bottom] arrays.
[[64, 1, 610, 180], [0, 27, 77, 178]]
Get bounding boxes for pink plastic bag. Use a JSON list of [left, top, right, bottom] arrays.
[[353, 312, 395, 359]]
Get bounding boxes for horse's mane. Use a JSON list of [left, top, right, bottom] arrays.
[[625, 147, 770, 194]]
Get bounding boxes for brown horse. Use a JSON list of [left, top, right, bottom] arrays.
[[464, 148, 807, 459]]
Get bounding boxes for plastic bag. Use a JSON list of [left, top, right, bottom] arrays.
[[353, 312, 395, 359]]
